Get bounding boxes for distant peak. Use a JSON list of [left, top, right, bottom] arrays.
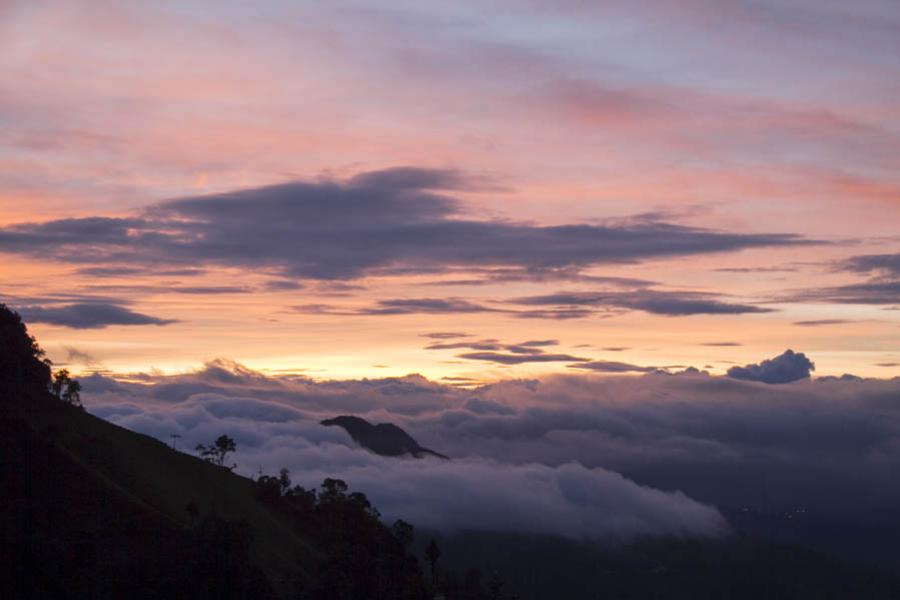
[[321, 415, 448, 460]]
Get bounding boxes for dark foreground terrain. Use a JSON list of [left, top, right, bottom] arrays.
[[1, 387, 431, 599], [1, 304, 428, 599], [418, 530, 900, 600]]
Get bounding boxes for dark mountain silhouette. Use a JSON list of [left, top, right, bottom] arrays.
[[321, 415, 449, 459], [0, 304, 428, 599]]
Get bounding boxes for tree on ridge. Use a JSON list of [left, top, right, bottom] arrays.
[[196, 434, 238, 470]]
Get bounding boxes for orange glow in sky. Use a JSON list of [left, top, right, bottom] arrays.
[[1, 1, 898, 381]]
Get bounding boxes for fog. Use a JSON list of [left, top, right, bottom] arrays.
[[82, 359, 900, 538]]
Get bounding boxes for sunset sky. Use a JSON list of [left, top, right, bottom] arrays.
[[2, 0, 899, 381]]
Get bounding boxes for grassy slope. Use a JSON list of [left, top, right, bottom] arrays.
[[4, 391, 319, 598]]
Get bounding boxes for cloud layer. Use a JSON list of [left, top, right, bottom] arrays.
[[82, 361, 729, 539], [80, 358, 900, 540], [0, 168, 808, 282], [511, 289, 773, 316], [17, 301, 175, 329]]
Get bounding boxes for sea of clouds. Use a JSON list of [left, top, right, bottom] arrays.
[[81, 359, 900, 540]]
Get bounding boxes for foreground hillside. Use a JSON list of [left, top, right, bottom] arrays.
[[1, 385, 432, 599], [3, 390, 274, 597], [0, 304, 428, 599]]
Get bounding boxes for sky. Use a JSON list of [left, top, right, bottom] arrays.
[[2, 0, 900, 381]]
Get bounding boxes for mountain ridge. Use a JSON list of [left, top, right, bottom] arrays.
[[321, 415, 449, 460]]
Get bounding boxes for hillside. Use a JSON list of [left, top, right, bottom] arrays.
[[0, 306, 427, 599], [1, 388, 435, 599]]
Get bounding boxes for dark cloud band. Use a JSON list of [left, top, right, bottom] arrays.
[[16, 302, 175, 329], [0, 167, 810, 281]]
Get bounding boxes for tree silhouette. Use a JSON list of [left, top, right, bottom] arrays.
[[51, 368, 70, 400], [62, 378, 82, 406], [426, 538, 441, 587], [278, 468, 291, 495], [47, 367, 83, 406], [255, 475, 283, 503], [196, 434, 237, 470], [284, 483, 316, 511], [0, 303, 52, 396], [319, 478, 348, 504], [392, 519, 415, 549], [487, 572, 506, 600]]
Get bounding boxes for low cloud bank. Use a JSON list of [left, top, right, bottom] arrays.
[[284, 458, 725, 539], [83, 363, 726, 539], [81, 357, 900, 539]]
